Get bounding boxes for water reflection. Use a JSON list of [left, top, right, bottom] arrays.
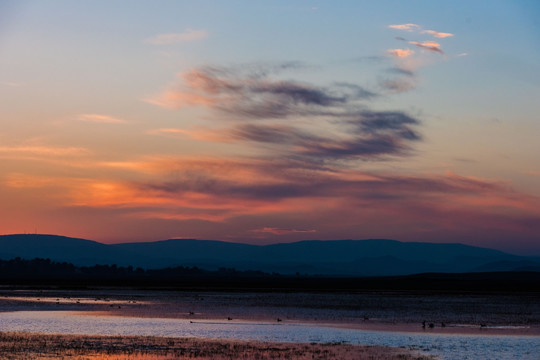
[[0, 311, 537, 360]]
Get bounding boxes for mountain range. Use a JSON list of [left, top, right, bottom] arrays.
[[1, 234, 539, 276]]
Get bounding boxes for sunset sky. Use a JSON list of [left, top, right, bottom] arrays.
[[1, 1, 539, 254]]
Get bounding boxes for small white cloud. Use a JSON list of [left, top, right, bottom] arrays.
[[145, 29, 209, 45], [388, 24, 421, 32]]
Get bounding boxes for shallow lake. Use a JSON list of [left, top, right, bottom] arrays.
[[0, 311, 538, 360]]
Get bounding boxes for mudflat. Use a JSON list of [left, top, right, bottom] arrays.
[[1, 288, 537, 334], [0, 287, 538, 359]]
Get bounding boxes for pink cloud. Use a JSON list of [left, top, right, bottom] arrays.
[[250, 227, 317, 235], [389, 24, 453, 39], [422, 29, 454, 38]]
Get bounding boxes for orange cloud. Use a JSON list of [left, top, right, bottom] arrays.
[[387, 48, 414, 58], [131, 210, 228, 222], [143, 89, 216, 109], [144, 29, 208, 45], [0, 145, 90, 157], [77, 114, 127, 124], [4, 154, 540, 249], [4, 173, 61, 189]]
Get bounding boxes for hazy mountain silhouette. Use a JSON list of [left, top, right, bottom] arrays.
[[1, 234, 539, 276]]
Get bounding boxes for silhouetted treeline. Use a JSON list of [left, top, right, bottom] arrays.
[[0, 257, 269, 280], [0, 257, 539, 292]]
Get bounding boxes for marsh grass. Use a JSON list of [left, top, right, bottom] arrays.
[[0, 332, 434, 360]]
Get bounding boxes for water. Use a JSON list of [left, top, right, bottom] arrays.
[[0, 311, 538, 360]]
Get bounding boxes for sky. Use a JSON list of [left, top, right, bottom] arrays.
[[1, 1, 540, 255]]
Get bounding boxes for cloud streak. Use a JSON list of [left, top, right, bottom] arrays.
[[0, 145, 90, 157], [422, 29, 453, 38], [77, 114, 127, 124], [409, 40, 444, 54], [388, 23, 453, 38]]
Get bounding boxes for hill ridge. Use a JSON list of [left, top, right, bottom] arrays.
[[0, 234, 538, 276]]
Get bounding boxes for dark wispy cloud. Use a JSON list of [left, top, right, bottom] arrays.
[[228, 110, 421, 160], [230, 124, 319, 145], [146, 64, 375, 120], [138, 158, 507, 204], [379, 77, 417, 93], [386, 67, 415, 76], [147, 63, 423, 161]]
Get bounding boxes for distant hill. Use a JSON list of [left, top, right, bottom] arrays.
[[1, 234, 539, 276]]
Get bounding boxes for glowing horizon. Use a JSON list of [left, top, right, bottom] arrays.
[[1, 1, 539, 255]]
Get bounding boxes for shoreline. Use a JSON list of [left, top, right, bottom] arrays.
[[307, 319, 540, 336], [2, 288, 538, 339], [80, 310, 540, 337], [0, 331, 434, 360]]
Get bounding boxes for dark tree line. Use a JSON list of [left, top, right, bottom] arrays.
[[0, 257, 538, 291], [0, 257, 271, 282]]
